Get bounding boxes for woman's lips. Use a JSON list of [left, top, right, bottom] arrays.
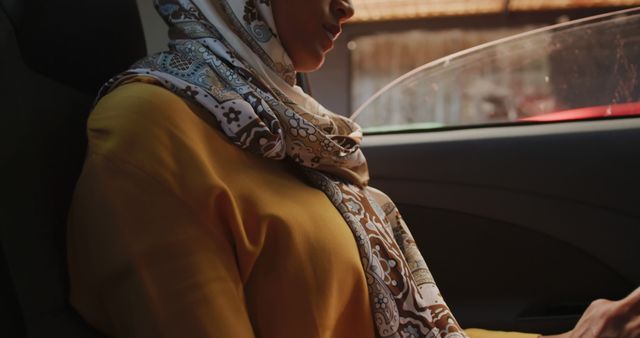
[[323, 24, 341, 41], [322, 33, 335, 51], [324, 29, 337, 40], [320, 25, 341, 51]]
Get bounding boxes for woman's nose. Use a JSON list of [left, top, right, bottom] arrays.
[[333, 0, 355, 22]]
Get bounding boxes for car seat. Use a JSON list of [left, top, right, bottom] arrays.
[[0, 0, 146, 336]]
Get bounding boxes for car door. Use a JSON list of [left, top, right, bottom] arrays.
[[362, 118, 640, 335], [356, 9, 640, 336]]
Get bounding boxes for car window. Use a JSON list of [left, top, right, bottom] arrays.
[[351, 8, 640, 133]]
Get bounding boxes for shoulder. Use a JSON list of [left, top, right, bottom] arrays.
[[88, 82, 198, 145], [95, 81, 189, 114], [85, 82, 236, 193], [87, 82, 227, 164]]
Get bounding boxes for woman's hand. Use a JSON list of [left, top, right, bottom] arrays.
[[544, 287, 640, 338]]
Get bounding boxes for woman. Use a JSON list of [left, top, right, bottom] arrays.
[[66, 0, 639, 337]]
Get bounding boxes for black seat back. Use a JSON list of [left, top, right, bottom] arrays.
[[0, 0, 146, 336]]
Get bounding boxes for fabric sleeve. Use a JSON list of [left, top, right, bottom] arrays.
[[465, 328, 540, 338], [67, 152, 255, 338]]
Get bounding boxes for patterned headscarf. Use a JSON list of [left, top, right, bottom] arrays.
[[98, 1, 467, 337]]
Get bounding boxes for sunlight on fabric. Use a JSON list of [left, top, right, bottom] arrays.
[[350, 0, 640, 22]]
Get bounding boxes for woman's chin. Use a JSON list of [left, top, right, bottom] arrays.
[[291, 45, 328, 73], [293, 53, 326, 72]]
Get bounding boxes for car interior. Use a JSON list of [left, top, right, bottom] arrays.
[[362, 117, 640, 333], [1, 0, 145, 336], [1, 0, 638, 337], [355, 9, 640, 333]]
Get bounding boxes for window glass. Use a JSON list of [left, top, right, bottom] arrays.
[[350, 26, 538, 118], [351, 8, 640, 133]]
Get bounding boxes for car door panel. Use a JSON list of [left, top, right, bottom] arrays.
[[362, 118, 640, 334]]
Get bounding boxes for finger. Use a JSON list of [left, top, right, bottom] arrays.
[[615, 287, 640, 314], [625, 287, 640, 304], [627, 287, 640, 313], [621, 313, 640, 337]]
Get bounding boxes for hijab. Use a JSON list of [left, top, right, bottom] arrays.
[[98, 1, 467, 337]]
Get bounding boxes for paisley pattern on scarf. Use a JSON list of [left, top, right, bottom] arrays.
[[306, 170, 467, 338], [217, 0, 296, 84], [97, 1, 468, 337]]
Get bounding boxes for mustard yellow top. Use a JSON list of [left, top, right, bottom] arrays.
[[67, 83, 539, 338]]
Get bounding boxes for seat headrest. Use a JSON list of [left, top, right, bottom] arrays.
[[1, 0, 147, 96], [0, 0, 22, 27], [0, 1, 147, 336]]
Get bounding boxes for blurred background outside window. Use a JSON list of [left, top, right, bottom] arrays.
[[302, 0, 640, 130]]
